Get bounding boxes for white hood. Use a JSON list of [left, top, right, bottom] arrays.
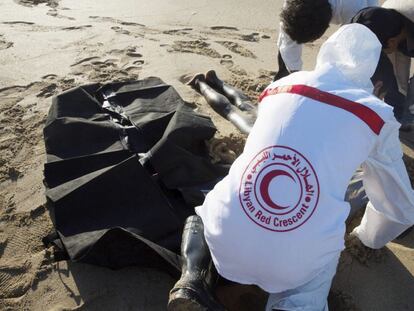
[[383, 0, 414, 22], [316, 24, 382, 91]]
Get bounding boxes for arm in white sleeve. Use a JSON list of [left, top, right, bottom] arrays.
[[367, 0, 379, 6], [277, 22, 303, 72], [332, 1, 379, 24], [353, 119, 414, 249]]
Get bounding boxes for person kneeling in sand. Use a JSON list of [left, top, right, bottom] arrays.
[[168, 24, 414, 311], [351, 3, 414, 125], [275, 0, 379, 81]]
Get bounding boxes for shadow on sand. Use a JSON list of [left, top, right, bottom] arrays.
[[333, 242, 414, 311], [55, 262, 175, 311]]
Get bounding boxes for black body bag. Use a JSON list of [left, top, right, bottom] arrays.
[[43, 77, 227, 272]]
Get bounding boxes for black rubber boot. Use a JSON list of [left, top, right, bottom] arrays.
[[168, 215, 226, 311], [188, 73, 233, 118], [205, 70, 257, 115], [188, 74, 253, 134]]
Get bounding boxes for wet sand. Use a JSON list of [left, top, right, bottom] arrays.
[[0, 1, 413, 310]]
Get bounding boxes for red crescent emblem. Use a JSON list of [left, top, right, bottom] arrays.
[[260, 170, 295, 210], [239, 145, 320, 232]]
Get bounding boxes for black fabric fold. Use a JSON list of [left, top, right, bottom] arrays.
[[43, 77, 227, 270]]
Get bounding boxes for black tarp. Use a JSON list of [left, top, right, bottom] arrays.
[[43, 77, 227, 272]]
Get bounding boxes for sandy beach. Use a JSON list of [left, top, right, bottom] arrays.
[[0, 0, 413, 310]]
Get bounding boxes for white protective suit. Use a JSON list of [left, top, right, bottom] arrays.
[[196, 24, 414, 308], [278, 0, 378, 72], [382, 0, 414, 97]]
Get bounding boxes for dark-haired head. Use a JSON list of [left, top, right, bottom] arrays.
[[281, 0, 332, 44], [351, 7, 406, 53]]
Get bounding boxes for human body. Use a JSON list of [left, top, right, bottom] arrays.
[[169, 24, 414, 311], [276, 0, 378, 80], [383, 0, 414, 98], [351, 5, 414, 121]]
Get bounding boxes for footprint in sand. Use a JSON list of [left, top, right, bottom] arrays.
[[111, 26, 131, 35], [15, 0, 74, 20], [220, 54, 234, 67], [61, 25, 92, 31], [0, 86, 30, 100], [119, 21, 145, 27], [70, 50, 143, 83], [240, 32, 260, 42], [220, 55, 247, 75], [168, 40, 221, 58], [0, 235, 8, 257], [0, 205, 53, 299], [0, 261, 32, 299], [163, 28, 193, 36], [258, 69, 277, 79], [222, 64, 247, 76], [35, 74, 75, 98], [123, 66, 142, 76], [123, 47, 145, 64], [0, 34, 13, 50], [91, 16, 146, 38], [36, 84, 58, 98], [228, 74, 269, 98], [89, 16, 145, 27], [14, 0, 59, 8], [0, 81, 69, 183], [110, 25, 145, 38], [2, 21, 56, 32], [210, 26, 239, 31], [107, 46, 144, 63], [1, 206, 51, 258], [216, 41, 256, 59], [123, 50, 145, 74], [0, 252, 53, 299], [0, 86, 27, 181], [92, 59, 118, 65], [90, 16, 119, 23], [71, 56, 100, 67], [47, 8, 75, 20], [2, 21, 35, 25], [126, 52, 143, 58]]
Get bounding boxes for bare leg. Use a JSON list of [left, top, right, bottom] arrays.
[[188, 74, 254, 135]]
